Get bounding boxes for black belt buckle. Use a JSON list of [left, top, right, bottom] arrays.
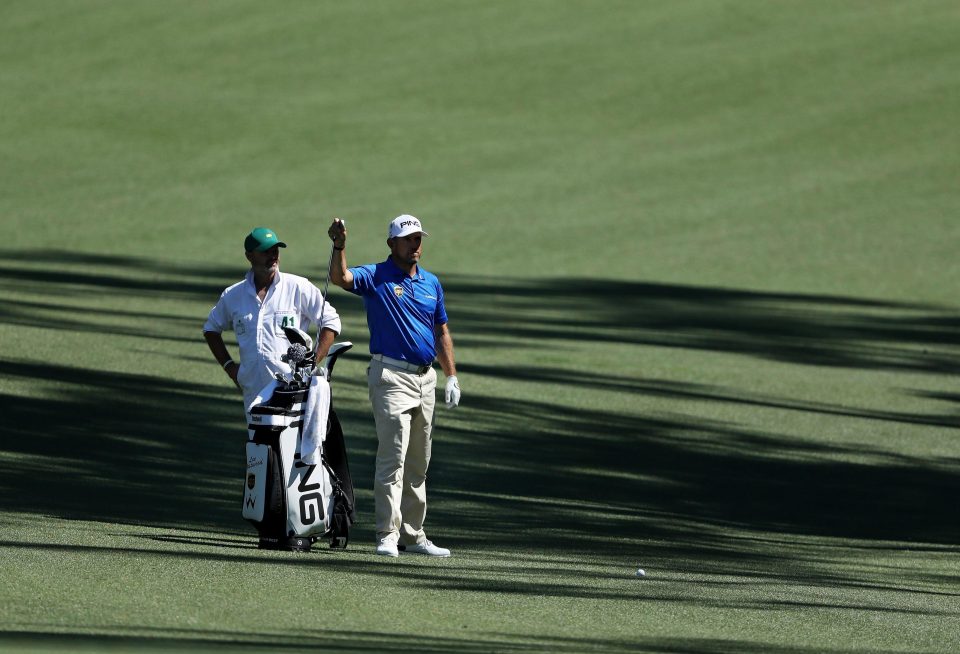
[[416, 364, 429, 375]]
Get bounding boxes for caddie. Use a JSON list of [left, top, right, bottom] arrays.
[[328, 214, 459, 558], [203, 227, 342, 411]]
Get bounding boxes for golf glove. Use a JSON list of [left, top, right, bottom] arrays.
[[444, 375, 460, 409]]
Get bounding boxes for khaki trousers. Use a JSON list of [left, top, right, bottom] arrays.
[[368, 359, 437, 545]]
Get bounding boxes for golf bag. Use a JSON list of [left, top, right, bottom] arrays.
[[241, 330, 356, 552]]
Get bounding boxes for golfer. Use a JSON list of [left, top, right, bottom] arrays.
[[328, 215, 460, 558], [204, 227, 342, 411]]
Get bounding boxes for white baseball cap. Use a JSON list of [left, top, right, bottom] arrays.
[[388, 214, 429, 239]]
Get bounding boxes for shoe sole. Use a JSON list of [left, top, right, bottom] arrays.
[[399, 548, 451, 557], [408, 553, 451, 557]]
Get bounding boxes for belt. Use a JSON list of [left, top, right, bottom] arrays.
[[372, 353, 432, 375]]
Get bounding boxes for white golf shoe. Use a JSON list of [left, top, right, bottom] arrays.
[[375, 537, 399, 558], [399, 540, 451, 557]]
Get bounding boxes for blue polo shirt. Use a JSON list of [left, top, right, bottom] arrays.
[[348, 258, 448, 366]]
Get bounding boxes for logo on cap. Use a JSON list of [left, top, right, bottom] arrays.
[[388, 214, 429, 239], [245, 227, 287, 252]]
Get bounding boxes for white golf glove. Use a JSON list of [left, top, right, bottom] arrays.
[[444, 375, 460, 409]]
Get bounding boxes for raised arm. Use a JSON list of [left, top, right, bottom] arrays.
[[327, 218, 354, 290]]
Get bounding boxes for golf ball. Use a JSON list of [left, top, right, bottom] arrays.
[[635, 568, 645, 577]]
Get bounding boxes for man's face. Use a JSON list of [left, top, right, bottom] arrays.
[[389, 233, 423, 265], [246, 245, 281, 275]]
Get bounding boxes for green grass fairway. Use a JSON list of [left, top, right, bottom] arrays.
[[2, 1, 959, 652]]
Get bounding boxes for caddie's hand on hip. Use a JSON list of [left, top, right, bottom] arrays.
[[444, 375, 460, 409], [328, 218, 346, 248]]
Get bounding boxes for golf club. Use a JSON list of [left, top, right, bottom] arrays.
[[314, 219, 343, 357]]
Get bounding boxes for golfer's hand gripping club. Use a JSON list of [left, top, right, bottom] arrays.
[[328, 218, 346, 248], [313, 219, 346, 356], [444, 375, 460, 409]]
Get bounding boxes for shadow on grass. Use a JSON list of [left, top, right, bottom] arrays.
[[2, 357, 956, 548], [0, 629, 899, 654], [0, 252, 958, 591], [0, 361, 243, 531], [441, 275, 960, 374], [1, 251, 957, 373], [428, 394, 959, 547], [0, 628, 639, 654], [0, 249, 236, 300], [458, 362, 960, 429], [2, 539, 957, 610]]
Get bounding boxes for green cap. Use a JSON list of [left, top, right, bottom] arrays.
[[244, 227, 287, 252]]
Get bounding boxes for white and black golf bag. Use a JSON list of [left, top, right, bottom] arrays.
[[242, 328, 356, 552]]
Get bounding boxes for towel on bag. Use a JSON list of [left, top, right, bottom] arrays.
[[300, 373, 331, 465], [247, 379, 280, 415]]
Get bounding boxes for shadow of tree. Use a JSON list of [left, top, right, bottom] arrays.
[[440, 275, 960, 374], [0, 361, 242, 530], [0, 625, 645, 654], [457, 363, 960, 429], [0, 249, 236, 299], [0, 251, 957, 580], [0, 536, 960, 652], [426, 393, 959, 548], [2, 251, 957, 374], [1, 626, 909, 654]]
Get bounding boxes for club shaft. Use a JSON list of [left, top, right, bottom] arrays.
[[315, 238, 337, 355]]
